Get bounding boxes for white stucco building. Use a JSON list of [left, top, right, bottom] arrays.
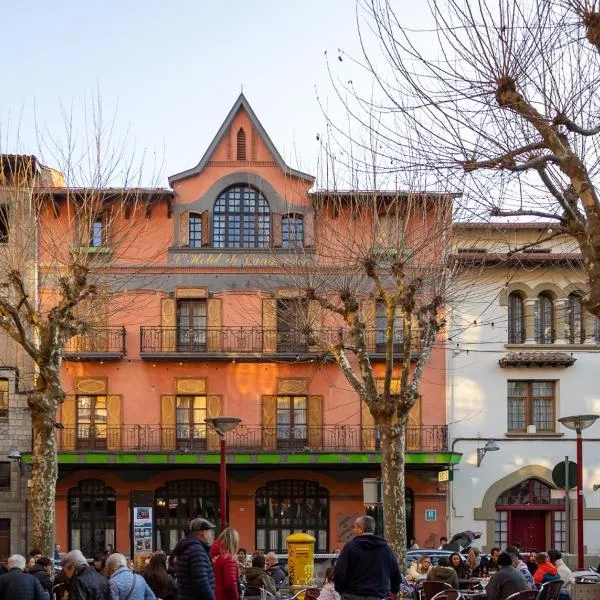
[[448, 223, 600, 560]]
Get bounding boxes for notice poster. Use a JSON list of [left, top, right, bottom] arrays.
[[132, 506, 153, 568]]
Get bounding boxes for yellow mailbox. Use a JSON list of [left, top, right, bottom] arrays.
[[286, 532, 316, 589]]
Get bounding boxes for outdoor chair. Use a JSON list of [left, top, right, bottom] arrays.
[[422, 581, 454, 600], [537, 580, 563, 600], [506, 590, 539, 600], [430, 589, 462, 600]]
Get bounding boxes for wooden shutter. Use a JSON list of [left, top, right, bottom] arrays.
[[308, 300, 323, 352], [207, 298, 223, 351], [78, 215, 91, 247], [307, 395, 323, 449], [179, 211, 190, 247], [161, 395, 176, 450], [361, 400, 376, 451], [362, 299, 376, 351], [262, 395, 277, 450], [407, 396, 422, 451], [262, 298, 277, 353], [207, 395, 222, 451], [106, 395, 122, 450], [272, 213, 282, 247], [201, 210, 210, 246], [61, 395, 76, 451], [304, 211, 315, 247], [161, 298, 176, 351]]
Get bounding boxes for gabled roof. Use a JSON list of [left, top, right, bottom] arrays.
[[168, 93, 314, 185]]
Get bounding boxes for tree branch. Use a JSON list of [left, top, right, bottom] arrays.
[[554, 113, 600, 136], [463, 142, 546, 172], [490, 207, 565, 222]]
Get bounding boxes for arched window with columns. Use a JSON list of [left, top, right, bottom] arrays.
[[535, 293, 554, 344], [567, 293, 584, 344], [508, 292, 525, 344]]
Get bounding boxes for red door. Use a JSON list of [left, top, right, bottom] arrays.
[[510, 511, 546, 550]]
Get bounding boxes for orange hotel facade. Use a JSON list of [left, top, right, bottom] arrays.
[[34, 95, 459, 558]]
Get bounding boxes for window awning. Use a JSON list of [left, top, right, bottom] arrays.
[[498, 351, 576, 368]]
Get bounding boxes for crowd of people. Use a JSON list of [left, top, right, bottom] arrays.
[[0, 519, 585, 600], [0, 517, 293, 600], [405, 543, 576, 600]]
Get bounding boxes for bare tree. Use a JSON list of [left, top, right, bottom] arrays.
[[273, 167, 462, 557], [0, 101, 165, 554], [328, 0, 600, 315]]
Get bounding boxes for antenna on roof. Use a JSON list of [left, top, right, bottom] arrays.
[[241, 84, 244, 93]]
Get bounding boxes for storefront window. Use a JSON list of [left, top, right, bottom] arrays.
[[255, 480, 328, 553], [69, 479, 116, 558], [155, 479, 219, 553]]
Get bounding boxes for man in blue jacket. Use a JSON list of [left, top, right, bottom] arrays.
[[334, 515, 402, 600], [173, 517, 216, 600]]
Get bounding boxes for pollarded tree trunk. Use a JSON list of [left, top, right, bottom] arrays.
[[28, 391, 60, 557], [379, 415, 407, 563]]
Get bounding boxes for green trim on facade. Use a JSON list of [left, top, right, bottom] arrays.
[[24, 451, 462, 466]]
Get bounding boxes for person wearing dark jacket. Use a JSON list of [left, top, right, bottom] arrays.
[[173, 517, 216, 600], [0, 554, 49, 600], [29, 557, 54, 595], [61, 549, 109, 600], [245, 555, 276, 597], [265, 554, 287, 589], [486, 552, 528, 600], [427, 556, 459, 589], [334, 515, 402, 600]]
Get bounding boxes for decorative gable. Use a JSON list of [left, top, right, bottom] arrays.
[[169, 93, 314, 185]]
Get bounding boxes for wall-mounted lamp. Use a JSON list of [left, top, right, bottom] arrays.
[[593, 484, 600, 492], [7, 449, 24, 475], [477, 439, 500, 467]]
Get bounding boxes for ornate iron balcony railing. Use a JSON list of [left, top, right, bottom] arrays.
[[57, 424, 447, 452], [64, 327, 126, 355], [139, 326, 422, 355]]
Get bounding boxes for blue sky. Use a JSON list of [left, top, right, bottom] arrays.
[[1, 1, 369, 185]]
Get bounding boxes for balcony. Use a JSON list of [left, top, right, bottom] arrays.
[[63, 327, 127, 361], [57, 424, 447, 453], [139, 326, 422, 361]]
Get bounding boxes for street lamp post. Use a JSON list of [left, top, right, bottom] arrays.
[[205, 417, 241, 531], [558, 414, 598, 570]]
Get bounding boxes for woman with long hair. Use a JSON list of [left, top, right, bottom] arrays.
[[450, 553, 467, 579], [144, 552, 177, 600], [212, 527, 241, 600]]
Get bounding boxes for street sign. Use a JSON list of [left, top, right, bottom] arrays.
[[552, 460, 577, 489], [425, 509, 437, 521], [438, 470, 453, 482]]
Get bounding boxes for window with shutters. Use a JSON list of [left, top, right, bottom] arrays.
[[77, 395, 107, 449], [276, 395, 307, 449], [189, 213, 202, 248], [155, 480, 219, 554], [276, 299, 308, 353], [375, 300, 404, 352], [0, 463, 10, 490], [535, 293, 554, 344], [567, 293, 584, 344], [69, 479, 116, 558], [507, 380, 556, 433], [282, 214, 303, 249], [213, 186, 270, 248], [0, 379, 8, 421], [176, 299, 207, 351], [508, 292, 525, 344], [0, 206, 9, 244], [176, 395, 207, 450], [255, 480, 329, 554]]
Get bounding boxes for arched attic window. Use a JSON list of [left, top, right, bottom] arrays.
[[213, 186, 270, 248], [508, 292, 525, 344], [237, 128, 247, 161]]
